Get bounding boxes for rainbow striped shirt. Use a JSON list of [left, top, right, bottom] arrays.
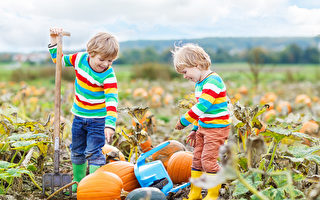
[[180, 73, 231, 129], [49, 45, 118, 130]]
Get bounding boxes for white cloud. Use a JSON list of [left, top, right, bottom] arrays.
[[0, 0, 319, 52]]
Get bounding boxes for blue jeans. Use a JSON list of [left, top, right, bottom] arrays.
[[70, 115, 106, 166]]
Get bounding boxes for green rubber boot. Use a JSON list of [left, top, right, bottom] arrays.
[[89, 165, 101, 174], [72, 162, 87, 193]]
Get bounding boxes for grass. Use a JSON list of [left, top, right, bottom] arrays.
[[1, 62, 319, 87]]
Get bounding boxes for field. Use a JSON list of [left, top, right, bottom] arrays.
[[0, 62, 320, 199]]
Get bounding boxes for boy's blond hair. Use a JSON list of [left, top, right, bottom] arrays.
[[87, 32, 119, 60], [172, 43, 211, 73]]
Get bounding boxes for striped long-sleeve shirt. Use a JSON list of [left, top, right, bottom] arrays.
[[49, 45, 118, 130], [180, 73, 231, 130]]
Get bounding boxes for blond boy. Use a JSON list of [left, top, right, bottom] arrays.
[[48, 28, 119, 192], [172, 43, 231, 200]]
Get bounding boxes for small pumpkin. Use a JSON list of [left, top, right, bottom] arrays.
[[101, 144, 126, 163], [167, 151, 193, 184], [151, 140, 186, 169], [264, 109, 276, 122], [77, 171, 123, 200], [300, 120, 319, 136], [96, 161, 140, 192], [295, 94, 312, 107], [140, 136, 153, 153], [125, 187, 166, 200], [276, 101, 292, 114]]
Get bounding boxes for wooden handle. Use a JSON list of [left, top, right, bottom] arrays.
[[53, 32, 70, 151]]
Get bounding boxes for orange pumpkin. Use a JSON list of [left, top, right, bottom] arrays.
[[101, 144, 126, 163], [260, 92, 277, 105], [264, 109, 276, 122], [295, 94, 312, 107], [300, 120, 319, 136], [97, 161, 140, 192], [140, 136, 153, 153], [149, 86, 164, 96], [151, 140, 186, 169], [167, 151, 193, 184], [238, 85, 248, 95], [133, 88, 148, 99], [163, 94, 174, 105], [299, 120, 319, 146], [77, 171, 123, 200], [276, 101, 292, 114], [255, 122, 266, 135]]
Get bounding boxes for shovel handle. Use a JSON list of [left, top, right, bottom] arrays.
[[53, 32, 70, 173]]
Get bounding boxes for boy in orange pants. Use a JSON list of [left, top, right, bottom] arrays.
[[172, 43, 231, 200]]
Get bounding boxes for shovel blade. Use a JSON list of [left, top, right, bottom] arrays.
[[42, 173, 72, 195]]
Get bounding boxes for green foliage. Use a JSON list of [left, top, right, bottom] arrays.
[[10, 66, 75, 82], [0, 105, 52, 194], [130, 62, 178, 80]]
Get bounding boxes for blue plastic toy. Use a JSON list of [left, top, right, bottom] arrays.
[[134, 141, 190, 196]]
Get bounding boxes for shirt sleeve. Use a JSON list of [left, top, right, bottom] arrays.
[[103, 68, 118, 130], [48, 44, 78, 67], [180, 80, 223, 127]]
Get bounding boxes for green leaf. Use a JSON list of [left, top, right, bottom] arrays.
[[238, 156, 248, 170], [232, 172, 263, 197], [11, 141, 37, 151], [27, 164, 37, 172], [261, 127, 317, 143], [287, 145, 320, 158], [6, 168, 22, 177], [0, 161, 16, 169], [8, 133, 48, 141], [272, 174, 288, 187]]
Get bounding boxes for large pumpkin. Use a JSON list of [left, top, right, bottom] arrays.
[[151, 140, 186, 169], [96, 161, 140, 192], [167, 151, 193, 184], [102, 144, 126, 162], [125, 187, 166, 200], [77, 171, 123, 200]]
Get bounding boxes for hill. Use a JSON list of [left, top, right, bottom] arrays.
[[120, 37, 319, 52]]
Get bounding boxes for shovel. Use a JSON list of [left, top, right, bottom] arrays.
[[42, 31, 72, 196]]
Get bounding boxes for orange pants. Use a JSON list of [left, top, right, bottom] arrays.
[[191, 126, 230, 173]]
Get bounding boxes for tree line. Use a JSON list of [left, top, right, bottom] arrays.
[[115, 43, 319, 65]]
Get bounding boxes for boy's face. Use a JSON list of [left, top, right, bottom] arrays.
[[181, 66, 202, 82], [89, 54, 114, 73]]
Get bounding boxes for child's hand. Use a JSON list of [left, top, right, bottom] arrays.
[[105, 128, 115, 144], [175, 120, 185, 130], [49, 27, 63, 45], [186, 131, 197, 147]]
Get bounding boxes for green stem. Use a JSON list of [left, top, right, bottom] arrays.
[[128, 146, 133, 162], [267, 141, 278, 171], [237, 172, 269, 200], [10, 150, 18, 163], [26, 172, 49, 197], [17, 151, 27, 166]]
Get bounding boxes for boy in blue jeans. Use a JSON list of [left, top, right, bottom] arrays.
[[172, 43, 231, 200], [48, 27, 119, 192]]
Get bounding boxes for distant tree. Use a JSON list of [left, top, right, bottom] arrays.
[[246, 47, 267, 92], [280, 44, 303, 63], [159, 49, 172, 64], [214, 48, 232, 63], [303, 47, 319, 63]]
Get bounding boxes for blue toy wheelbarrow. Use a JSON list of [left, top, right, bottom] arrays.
[[134, 141, 190, 196]]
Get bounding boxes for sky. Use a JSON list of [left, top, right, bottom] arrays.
[[0, 0, 320, 53]]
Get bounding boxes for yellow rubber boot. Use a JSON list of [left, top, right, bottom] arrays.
[[203, 173, 221, 200], [183, 170, 203, 200]]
